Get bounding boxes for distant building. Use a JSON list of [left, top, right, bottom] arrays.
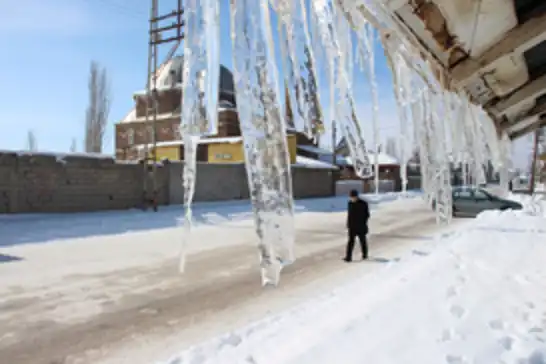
[[298, 138, 401, 192], [114, 55, 320, 166]]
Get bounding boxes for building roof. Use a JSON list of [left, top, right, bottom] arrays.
[[344, 153, 399, 166], [297, 144, 399, 166], [135, 136, 244, 150], [121, 55, 235, 124], [295, 156, 338, 170]]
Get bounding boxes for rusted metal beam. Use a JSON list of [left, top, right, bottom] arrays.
[[451, 11, 546, 85]]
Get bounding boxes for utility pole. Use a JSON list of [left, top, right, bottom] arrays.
[[331, 121, 337, 196], [529, 127, 540, 195], [144, 0, 184, 211]]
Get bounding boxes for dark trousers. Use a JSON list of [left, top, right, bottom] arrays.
[[345, 231, 368, 260]]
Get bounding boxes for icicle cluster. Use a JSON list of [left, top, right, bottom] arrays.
[[275, 0, 324, 140], [229, 0, 295, 286], [310, 0, 373, 178], [177, 0, 509, 284], [179, 0, 220, 272]]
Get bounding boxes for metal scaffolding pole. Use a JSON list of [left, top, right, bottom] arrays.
[[143, 0, 184, 211]]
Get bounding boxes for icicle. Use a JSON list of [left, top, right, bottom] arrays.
[[312, 0, 373, 178], [276, 0, 324, 140], [499, 132, 512, 192], [230, 0, 295, 286], [362, 23, 381, 195], [178, 0, 220, 272]]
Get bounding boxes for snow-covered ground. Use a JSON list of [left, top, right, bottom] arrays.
[[2, 190, 544, 364], [162, 194, 546, 364], [1, 191, 431, 364]]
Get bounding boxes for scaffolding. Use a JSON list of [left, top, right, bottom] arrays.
[[143, 0, 184, 211]]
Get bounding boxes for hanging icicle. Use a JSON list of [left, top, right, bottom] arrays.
[[178, 0, 220, 272], [275, 0, 325, 140], [311, 0, 373, 178], [229, 0, 295, 286]]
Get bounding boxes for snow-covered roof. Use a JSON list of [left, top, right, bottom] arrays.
[[297, 144, 333, 155], [344, 153, 400, 166], [136, 136, 243, 150], [121, 56, 235, 124], [297, 145, 399, 166], [0, 150, 114, 160], [295, 156, 338, 170]]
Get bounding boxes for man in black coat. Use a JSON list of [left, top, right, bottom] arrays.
[[344, 189, 370, 262]]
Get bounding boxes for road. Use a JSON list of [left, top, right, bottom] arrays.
[[0, 197, 467, 364]]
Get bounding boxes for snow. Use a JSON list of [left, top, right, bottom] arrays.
[[294, 155, 338, 169], [296, 145, 399, 166], [0, 192, 423, 354], [136, 136, 244, 149], [344, 152, 399, 166], [297, 144, 333, 155], [161, 197, 546, 364], [0, 150, 114, 160], [3, 191, 546, 364]]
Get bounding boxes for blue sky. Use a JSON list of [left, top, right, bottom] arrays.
[[0, 0, 529, 167]]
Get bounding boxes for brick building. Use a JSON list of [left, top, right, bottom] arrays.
[[115, 56, 241, 161], [114, 55, 319, 165]]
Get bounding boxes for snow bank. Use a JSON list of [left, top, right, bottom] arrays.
[[507, 192, 546, 218], [161, 209, 546, 364]]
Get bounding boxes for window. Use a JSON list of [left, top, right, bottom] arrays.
[[473, 189, 490, 200], [454, 189, 473, 200]]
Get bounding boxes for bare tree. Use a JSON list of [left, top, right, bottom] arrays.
[[26, 130, 37, 151], [85, 61, 111, 153]]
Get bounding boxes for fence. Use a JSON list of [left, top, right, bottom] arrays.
[[0, 152, 335, 213]]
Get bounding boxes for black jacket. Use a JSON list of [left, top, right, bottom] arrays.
[[347, 198, 370, 233]]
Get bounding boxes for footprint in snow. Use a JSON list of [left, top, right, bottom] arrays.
[[489, 319, 506, 331], [449, 305, 466, 319], [412, 249, 429, 257], [498, 336, 515, 351], [445, 354, 468, 364], [440, 328, 464, 342], [446, 286, 459, 298]]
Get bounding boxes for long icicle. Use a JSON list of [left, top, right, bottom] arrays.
[[312, 0, 373, 179], [230, 0, 295, 286], [275, 0, 324, 140], [179, 0, 220, 272], [362, 23, 381, 195]]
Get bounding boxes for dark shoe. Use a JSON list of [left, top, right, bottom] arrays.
[[343, 257, 352, 262], [362, 255, 368, 260]]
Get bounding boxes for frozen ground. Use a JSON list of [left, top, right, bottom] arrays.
[[0, 191, 448, 364], [2, 191, 542, 364], [162, 194, 546, 364]]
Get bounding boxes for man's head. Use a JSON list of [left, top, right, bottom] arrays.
[[349, 189, 359, 202]]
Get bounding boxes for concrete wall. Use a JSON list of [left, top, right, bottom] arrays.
[[0, 153, 333, 214], [166, 162, 250, 204], [0, 152, 169, 213]]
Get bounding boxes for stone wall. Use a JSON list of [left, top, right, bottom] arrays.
[[0, 153, 334, 214]]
